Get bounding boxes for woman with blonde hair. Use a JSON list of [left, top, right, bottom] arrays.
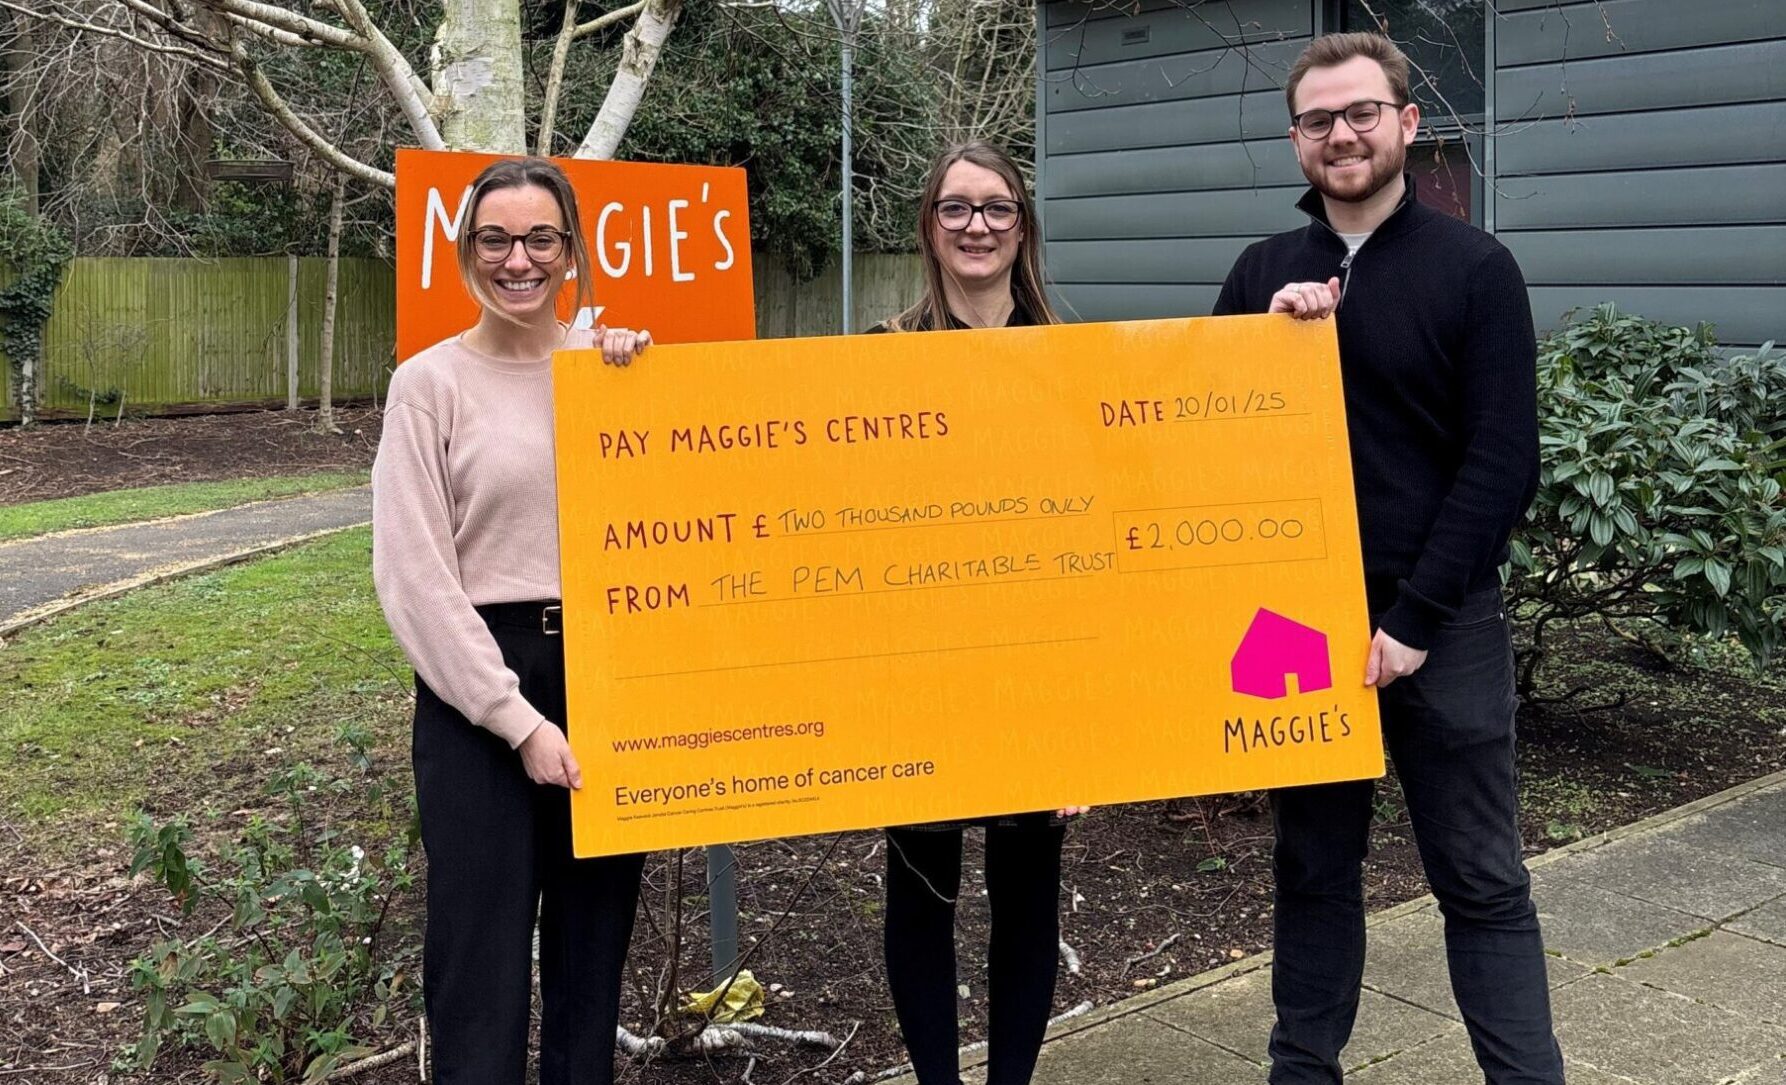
[[869, 140, 1083, 1085], [372, 156, 650, 1085]]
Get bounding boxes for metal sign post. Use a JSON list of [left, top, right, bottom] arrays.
[[707, 844, 741, 982], [703, 1, 870, 985], [827, 0, 868, 334]]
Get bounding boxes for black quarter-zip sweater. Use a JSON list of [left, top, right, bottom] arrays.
[[1213, 176, 1539, 650]]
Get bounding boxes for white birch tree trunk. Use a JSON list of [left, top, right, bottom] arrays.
[[431, 0, 526, 153], [16, 351, 35, 427], [575, 0, 680, 159], [316, 172, 345, 434]]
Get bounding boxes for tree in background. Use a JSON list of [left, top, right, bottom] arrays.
[[613, 0, 1036, 278], [11, 0, 683, 184], [5, 0, 687, 420], [7, 0, 1041, 268], [1, 6, 222, 252], [1, 10, 41, 214], [1, 0, 1049, 419], [0, 184, 71, 424]]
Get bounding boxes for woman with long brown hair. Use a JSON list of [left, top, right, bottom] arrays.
[[872, 141, 1060, 333], [371, 156, 650, 1085], [869, 140, 1084, 1085]]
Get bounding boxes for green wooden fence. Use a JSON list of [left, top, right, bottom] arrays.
[[753, 253, 926, 338], [1, 253, 924, 422], [3, 257, 396, 421]]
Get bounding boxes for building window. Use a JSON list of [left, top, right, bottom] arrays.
[[1333, 2, 1486, 225], [1408, 141, 1473, 222], [1343, 1, 1485, 123]]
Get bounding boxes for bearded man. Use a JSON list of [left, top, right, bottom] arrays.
[[1213, 32, 1562, 1085]]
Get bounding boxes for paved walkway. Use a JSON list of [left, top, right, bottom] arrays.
[[0, 486, 371, 633], [902, 772, 1786, 1085]]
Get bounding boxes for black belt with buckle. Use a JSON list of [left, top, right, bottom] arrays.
[[476, 601, 563, 636]]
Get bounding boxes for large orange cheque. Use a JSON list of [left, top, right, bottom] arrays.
[[553, 315, 1384, 857]]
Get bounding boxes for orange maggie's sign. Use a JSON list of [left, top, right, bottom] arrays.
[[393, 148, 756, 361]]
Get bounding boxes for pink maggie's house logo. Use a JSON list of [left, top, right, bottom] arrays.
[[1230, 608, 1333, 699]]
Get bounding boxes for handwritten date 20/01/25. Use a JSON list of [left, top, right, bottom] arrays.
[[1100, 390, 1289, 427]]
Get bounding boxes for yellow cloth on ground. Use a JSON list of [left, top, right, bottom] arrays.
[[679, 970, 765, 1023]]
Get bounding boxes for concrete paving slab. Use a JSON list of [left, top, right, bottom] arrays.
[[1347, 1029, 1476, 1083], [1562, 829, 1786, 921], [1657, 786, 1786, 870], [1350, 1029, 1640, 1084], [1531, 871, 1712, 967], [1726, 1057, 1786, 1084], [1143, 965, 1452, 1072], [1553, 1062, 1642, 1085], [1550, 973, 1786, 1085], [1616, 930, 1786, 1027], [1360, 906, 1591, 1020], [895, 1009, 1268, 1085], [1727, 895, 1786, 948], [1006, 1008, 1266, 1085], [885, 774, 1786, 1085]]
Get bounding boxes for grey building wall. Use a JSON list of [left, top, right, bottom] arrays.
[[1492, 0, 1785, 347], [1037, 0, 1786, 347], [1037, 0, 1313, 322]]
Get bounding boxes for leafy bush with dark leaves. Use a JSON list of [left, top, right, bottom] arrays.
[[1507, 305, 1785, 698]]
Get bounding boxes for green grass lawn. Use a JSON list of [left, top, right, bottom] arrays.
[[0, 470, 370, 542], [0, 527, 411, 861]]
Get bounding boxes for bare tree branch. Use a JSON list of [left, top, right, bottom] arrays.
[[221, 10, 327, 49], [230, 30, 393, 186], [537, 0, 580, 155], [0, 0, 230, 70], [575, 0, 679, 158], [321, 0, 439, 125], [205, 0, 361, 50], [113, 0, 233, 53], [573, 0, 643, 41]]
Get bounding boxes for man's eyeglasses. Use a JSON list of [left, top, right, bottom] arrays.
[[934, 199, 1022, 232], [1291, 100, 1403, 140], [471, 226, 570, 264]]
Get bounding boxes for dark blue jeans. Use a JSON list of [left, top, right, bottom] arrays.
[[1267, 588, 1564, 1084]]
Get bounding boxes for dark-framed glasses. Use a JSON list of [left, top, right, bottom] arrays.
[[1292, 99, 1401, 139], [471, 226, 570, 264], [934, 199, 1022, 232]]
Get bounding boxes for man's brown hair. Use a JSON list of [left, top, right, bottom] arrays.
[[1284, 32, 1412, 115]]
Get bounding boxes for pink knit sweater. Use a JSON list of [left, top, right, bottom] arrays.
[[371, 328, 596, 748]]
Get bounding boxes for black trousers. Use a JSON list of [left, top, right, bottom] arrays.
[[884, 817, 1066, 1085], [412, 603, 646, 1085], [1267, 588, 1564, 1084]]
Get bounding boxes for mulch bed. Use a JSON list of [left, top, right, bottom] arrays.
[[9, 641, 1780, 1084], [0, 409, 382, 506], [3, 412, 1783, 1083]]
